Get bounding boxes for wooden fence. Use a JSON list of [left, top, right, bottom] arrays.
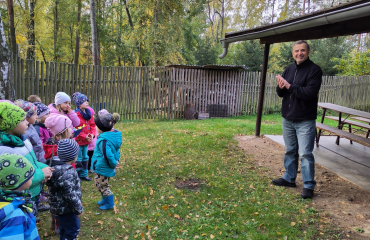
[[12, 57, 370, 119]]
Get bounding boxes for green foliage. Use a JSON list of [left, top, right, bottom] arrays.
[[275, 42, 294, 71], [308, 37, 353, 76], [232, 40, 264, 71], [193, 37, 219, 65], [334, 50, 370, 76]]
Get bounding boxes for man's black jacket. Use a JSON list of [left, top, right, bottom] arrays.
[[276, 57, 323, 121]]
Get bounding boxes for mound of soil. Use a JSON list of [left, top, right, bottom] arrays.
[[236, 135, 370, 240]]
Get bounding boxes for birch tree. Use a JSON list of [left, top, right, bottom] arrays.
[[0, 12, 15, 100]]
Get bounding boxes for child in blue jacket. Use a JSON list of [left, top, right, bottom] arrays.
[[91, 113, 122, 210], [0, 153, 40, 240]]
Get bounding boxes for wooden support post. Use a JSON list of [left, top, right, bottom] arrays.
[[255, 44, 270, 137]]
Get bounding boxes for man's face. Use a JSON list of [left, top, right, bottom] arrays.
[[292, 43, 309, 65]]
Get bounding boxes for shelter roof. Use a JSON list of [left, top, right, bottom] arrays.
[[220, 0, 370, 50]]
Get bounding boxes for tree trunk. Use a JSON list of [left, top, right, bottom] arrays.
[[27, 0, 36, 60], [53, 0, 59, 62], [307, 0, 310, 13], [0, 12, 15, 100], [90, 0, 100, 65], [74, 0, 81, 65], [153, 0, 160, 67], [302, 0, 305, 14], [6, 0, 16, 57], [123, 0, 141, 66], [271, 0, 275, 23]]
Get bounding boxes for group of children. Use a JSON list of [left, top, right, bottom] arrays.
[[0, 92, 122, 240]]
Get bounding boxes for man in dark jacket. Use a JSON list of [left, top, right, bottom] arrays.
[[272, 40, 322, 199]]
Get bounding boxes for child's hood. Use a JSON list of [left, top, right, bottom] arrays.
[[48, 103, 61, 115], [98, 130, 122, 149]]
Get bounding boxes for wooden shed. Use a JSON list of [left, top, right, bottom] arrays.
[[165, 64, 246, 118]]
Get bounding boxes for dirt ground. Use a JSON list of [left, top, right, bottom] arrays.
[[235, 135, 370, 240]]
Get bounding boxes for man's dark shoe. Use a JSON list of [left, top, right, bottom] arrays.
[[80, 177, 92, 181], [37, 204, 50, 211], [272, 178, 297, 187], [35, 217, 40, 223], [301, 188, 314, 199]]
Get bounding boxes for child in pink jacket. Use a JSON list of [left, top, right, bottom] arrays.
[[48, 92, 80, 131]]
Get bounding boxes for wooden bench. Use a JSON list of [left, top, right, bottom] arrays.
[[315, 122, 370, 148], [325, 116, 370, 142], [350, 117, 370, 138], [351, 117, 370, 124]]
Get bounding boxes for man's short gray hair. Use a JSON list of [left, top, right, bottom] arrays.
[[292, 40, 310, 51]]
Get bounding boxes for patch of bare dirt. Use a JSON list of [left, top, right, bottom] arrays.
[[235, 135, 370, 240], [174, 178, 207, 191]]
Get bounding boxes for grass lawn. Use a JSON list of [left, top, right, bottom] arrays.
[[39, 113, 342, 239]]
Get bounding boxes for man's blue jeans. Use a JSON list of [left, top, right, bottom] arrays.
[[282, 118, 316, 190]]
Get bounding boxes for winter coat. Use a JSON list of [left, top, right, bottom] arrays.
[[0, 200, 40, 240], [48, 103, 80, 128], [25, 124, 46, 164], [0, 135, 48, 200], [45, 157, 84, 215], [34, 122, 53, 144], [87, 108, 96, 151], [75, 107, 96, 146], [88, 131, 97, 151], [91, 130, 122, 178], [276, 57, 323, 121]]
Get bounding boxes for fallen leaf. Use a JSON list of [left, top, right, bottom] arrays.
[[44, 232, 48, 237], [249, 184, 255, 189], [291, 222, 296, 226], [141, 232, 145, 238], [210, 234, 215, 239], [98, 220, 103, 224], [162, 205, 169, 210], [117, 218, 123, 222], [150, 189, 153, 196], [114, 205, 119, 214], [174, 214, 181, 219]]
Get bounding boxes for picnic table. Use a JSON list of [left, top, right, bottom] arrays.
[[315, 103, 370, 148]]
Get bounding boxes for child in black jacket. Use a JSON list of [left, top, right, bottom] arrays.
[[46, 139, 83, 239]]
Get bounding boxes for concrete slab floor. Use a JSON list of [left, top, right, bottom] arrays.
[[265, 135, 370, 192]]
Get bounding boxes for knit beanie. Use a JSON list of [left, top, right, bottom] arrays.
[[0, 102, 26, 132], [14, 100, 37, 119], [98, 109, 109, 116], [95, 113, 114, 132], [33, 102, 50, 118], [45, 114, 72, 135], [0, 153, 35, 190], [57, 139, 79, 162], [55, 92, 71, 106], [72, 92, 88, 107]]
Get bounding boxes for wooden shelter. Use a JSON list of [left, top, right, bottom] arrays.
[[219, 0, 370, 136], [165, 64, 246, 117]]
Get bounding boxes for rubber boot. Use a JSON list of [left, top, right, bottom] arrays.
[[97, 193, 105, 205], [99, 195, 114, 210]]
